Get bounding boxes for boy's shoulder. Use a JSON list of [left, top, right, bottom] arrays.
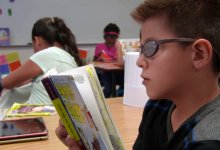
[[184, 96, 220, 142], [194, 107, 220, 141], [141, 99, 173, 122]]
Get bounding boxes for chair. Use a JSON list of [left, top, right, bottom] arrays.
[[79, 49, 88, 64]]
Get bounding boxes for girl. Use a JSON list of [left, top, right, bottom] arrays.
[[0, 17, 82, 107]]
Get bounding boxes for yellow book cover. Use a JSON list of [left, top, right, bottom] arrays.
[[44, 75, 107, 150], [6, 103, 56, 117], [41, 77, 80, 141]]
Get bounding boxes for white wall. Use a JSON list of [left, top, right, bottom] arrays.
[[0, 44, 96, 63], [0, 0, 141, 45], [0, 0, 143, 62]]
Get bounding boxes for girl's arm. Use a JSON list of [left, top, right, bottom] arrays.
[[115, 40, 124, 66], [1, 59, 43, 89]]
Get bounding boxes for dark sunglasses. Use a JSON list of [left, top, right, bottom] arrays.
[[140, 38, 196, 58], [104, 34, 118, 39]]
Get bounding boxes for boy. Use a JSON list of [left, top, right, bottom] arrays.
[[132, 0, 220, 149], [55, 0, 220, 149]]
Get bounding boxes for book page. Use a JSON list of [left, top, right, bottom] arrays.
[[85, 65, 125, 149]]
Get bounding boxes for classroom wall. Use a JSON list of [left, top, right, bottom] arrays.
[[0, 0, 142, 63], [0, 0, 141, 45]]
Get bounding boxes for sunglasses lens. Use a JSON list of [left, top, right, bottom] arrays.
[[104, 34, 118, 39], [144, 41, 157, 57]]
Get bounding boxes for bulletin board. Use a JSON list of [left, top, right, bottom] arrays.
[[0, 0, 142, 45], [0, 51, 21, 79]]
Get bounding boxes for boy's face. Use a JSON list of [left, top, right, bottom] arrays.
[[137, 16, 194, 100]]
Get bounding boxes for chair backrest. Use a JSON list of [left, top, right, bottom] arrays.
[[79, 49, 95, 64], [79, 49, 88, 59], [79, 49, 88, 65]]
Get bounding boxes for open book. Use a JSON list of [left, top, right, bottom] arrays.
[[42, 64, 124, 150], [6, 103, 56, 117]]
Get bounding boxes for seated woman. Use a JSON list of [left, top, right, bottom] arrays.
[[94, 23, 124, 98], [0, 17, 82, 108]]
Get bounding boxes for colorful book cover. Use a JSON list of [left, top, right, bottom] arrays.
[[46, 75, 107, 150], [0, 28, 10, 46], [0, 52, 21, 79], [41, 77, 81, 142], [6, 103, 56, 117]]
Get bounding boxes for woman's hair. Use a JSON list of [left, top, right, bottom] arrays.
[[131, 0, 220, 73], [103, 23, 120, 39], [32, 17, 83, 66]]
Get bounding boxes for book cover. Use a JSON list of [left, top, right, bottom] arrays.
[[49, 75, 107, 150], [41, 77, 81, 142], [42, 64, 125, 150], [6, 103, 56, 117], [0, 28, 10, 46]]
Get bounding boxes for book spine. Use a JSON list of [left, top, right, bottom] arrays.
[[42, 77, 80, 141]]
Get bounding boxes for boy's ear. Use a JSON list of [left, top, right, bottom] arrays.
[[191, 39, 213, 69]]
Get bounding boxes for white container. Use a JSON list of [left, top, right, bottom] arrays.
[[123, 52, 148, 107]]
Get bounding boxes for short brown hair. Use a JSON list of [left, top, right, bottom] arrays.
[[131, 0, 220, 73]]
